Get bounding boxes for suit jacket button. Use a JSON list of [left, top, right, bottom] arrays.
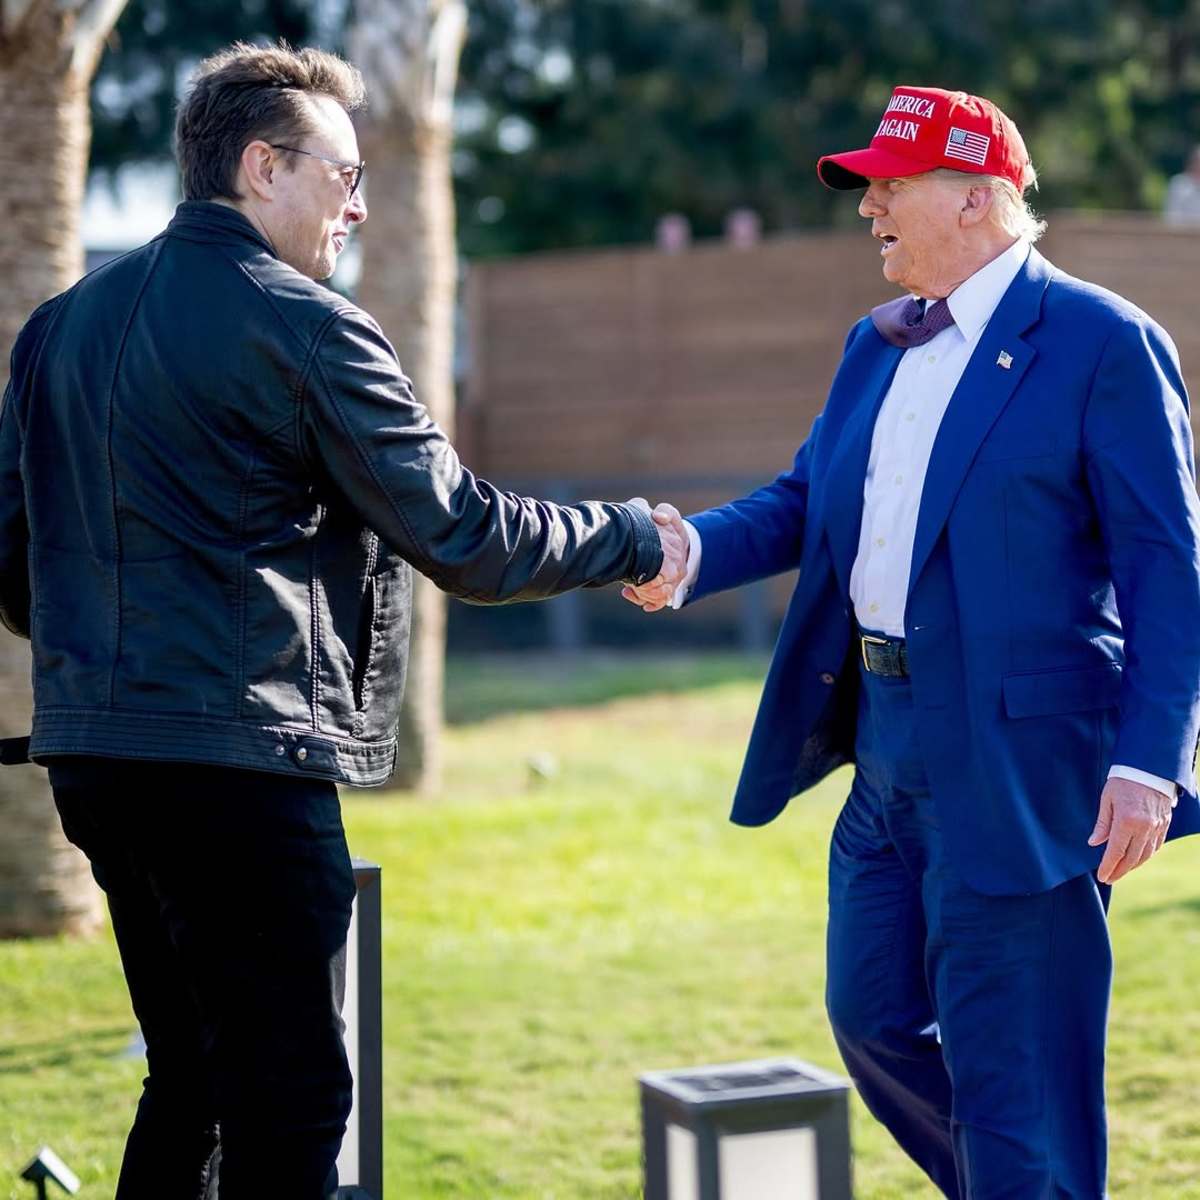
[[820, 672, 836, 685], [296, 747, 308, 762]]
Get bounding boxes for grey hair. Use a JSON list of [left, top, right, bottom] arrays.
[[929, 164, 1047, 243]]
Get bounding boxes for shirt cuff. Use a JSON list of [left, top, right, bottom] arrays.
[[670, 521, 702, 610], [1108, 764, 1176, 798]]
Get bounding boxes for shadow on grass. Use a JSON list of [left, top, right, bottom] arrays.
[[0, 1025, 136, 1074], [444, 651, 769, 726]]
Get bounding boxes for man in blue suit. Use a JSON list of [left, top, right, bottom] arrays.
[[626, 86, 1200, 1197]]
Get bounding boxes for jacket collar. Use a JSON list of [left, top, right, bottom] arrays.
[[164, 200, 278, 259]]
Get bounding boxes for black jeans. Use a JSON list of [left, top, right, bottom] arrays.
[[49, 757, 356, 1200]]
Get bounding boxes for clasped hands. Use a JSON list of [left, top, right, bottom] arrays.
[[623, 498, 688, 613]]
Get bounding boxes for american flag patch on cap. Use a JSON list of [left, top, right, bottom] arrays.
[[945, 126, 990, 166]]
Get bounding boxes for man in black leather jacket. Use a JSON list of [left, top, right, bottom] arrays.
[[0, 44, 684, 1199]]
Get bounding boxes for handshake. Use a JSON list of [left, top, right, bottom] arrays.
[[624, 498, 689, 613]]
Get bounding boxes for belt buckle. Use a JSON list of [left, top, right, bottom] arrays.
[[860, 633, 888, 672]]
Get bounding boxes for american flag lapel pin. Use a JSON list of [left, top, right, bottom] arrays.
[[997, 350, 1013, 369]]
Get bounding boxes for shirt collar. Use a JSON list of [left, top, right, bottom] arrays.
[[941, 238, 1031, 341]]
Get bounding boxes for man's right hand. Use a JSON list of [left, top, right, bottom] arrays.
[[623, 500, 687, 612]]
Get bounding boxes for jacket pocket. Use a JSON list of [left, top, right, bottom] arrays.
[[1002, 662, 1121, 719], [352, 575, 377, 712]]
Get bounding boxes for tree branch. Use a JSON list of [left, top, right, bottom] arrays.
[[62, 0, 127, 73], [0, 0, 40, 39], [348, 0, 467, 128]]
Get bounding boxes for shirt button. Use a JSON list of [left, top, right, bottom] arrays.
[[905, 412, 916, 422], [819, 672, 836, 685], [894, 474, 903, 485], [875, 537, 886, 547], [869, 602, 880, 614], [927, 354, 937, 363], [296, 747, 308, 762]]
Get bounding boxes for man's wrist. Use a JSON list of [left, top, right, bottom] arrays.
[[1108, 764, 1176, 799]]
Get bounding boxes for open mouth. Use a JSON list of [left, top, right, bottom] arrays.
[[879, 235, 899, 255]]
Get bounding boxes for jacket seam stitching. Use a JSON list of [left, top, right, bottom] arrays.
[[354, 538, 380, 725], [1079, 317, 1131, 463], [224, 253, 312, 355], [233, 447, 258, 718], [294, 310, 343, 462], [1, 294, 68, 639], [309, 534, 321, 732], [33, 703, 396, 737], [105, 238, 166, 706]]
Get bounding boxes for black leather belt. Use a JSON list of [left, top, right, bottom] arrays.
[[860, 632, 909, 678]]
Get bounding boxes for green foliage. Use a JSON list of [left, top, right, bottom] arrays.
[[4, 654, 1200, 1197], [89, 0, 321, 177], [88, 1, 1200, 256], [455, 0, 1200, 255]]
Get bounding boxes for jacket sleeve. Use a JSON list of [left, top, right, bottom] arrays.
[[1084, 314, 1200, 791], [681, 318, 870, 606], [0, 377, 29, 639], [298, 307, 663, 603], [684, 424, 820, 605]]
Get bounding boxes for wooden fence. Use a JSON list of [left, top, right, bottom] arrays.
[[452, 214, 1200, 651]]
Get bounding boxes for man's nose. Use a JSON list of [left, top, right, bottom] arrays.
[[859, 188, 885, 219], [347, 189, 367, 224]]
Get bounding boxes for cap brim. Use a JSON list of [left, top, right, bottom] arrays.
[[817, 147, 937, 190]]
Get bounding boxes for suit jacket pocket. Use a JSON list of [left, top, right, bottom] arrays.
[[1002, 662, 1122, 718]]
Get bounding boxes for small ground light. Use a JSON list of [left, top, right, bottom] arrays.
[[639, 1058, 852, 1200], [20, 1147, 80, 1200]]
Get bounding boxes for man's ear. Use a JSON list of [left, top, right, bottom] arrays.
[[239, 140, 277, 202], [960, 184, 995, 229]]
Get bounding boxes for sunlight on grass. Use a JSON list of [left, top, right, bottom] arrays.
[[3, 654, 1200, 1197]]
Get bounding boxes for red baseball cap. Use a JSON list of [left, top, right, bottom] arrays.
[[817, 86, 1029, 192]]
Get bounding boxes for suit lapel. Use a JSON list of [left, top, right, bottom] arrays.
[[906, 249, 1053, 602], [822, 342, 904, 598]]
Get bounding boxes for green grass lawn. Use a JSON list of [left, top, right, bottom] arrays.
[[4, 652, 1200, 1198]]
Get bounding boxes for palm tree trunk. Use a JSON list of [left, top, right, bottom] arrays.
[[0, 30, 89, 379], [355, 118, 457, 792], [349, 0, 466, 793], [0, 0, 127, 937]]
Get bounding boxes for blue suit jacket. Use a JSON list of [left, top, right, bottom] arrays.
[[689, 249, 1200, 894]]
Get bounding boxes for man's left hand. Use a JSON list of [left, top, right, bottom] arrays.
[[1088, 776, 1177, 884]]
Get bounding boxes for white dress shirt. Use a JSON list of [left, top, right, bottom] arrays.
[[850, 238, 1030, 636], [672, 239, 1171, 796]]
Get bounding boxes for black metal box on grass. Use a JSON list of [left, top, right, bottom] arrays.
[[333, 860, 383, 1200], [640, 1058, 853, 1200]]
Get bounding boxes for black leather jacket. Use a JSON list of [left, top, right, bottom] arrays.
[[0, 202, 662, 785]]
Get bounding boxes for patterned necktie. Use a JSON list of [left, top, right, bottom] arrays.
[[870, 296, 956, 349]]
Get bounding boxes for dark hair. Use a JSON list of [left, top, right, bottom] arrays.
[[174, 42, 366, 202]]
